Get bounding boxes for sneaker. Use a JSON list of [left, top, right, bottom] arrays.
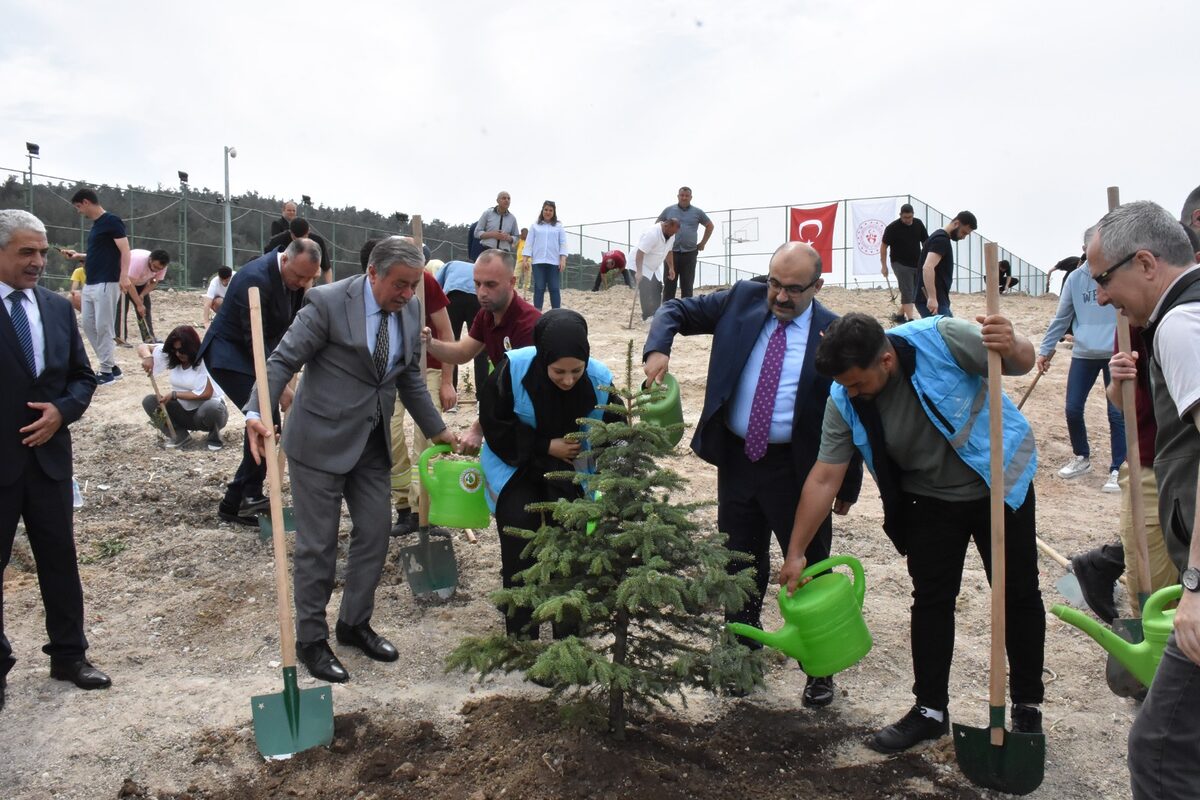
[[165, 432, 191, 449], [207, 436, 224, 451], [96, 371, 117, 386], [111, 365, 124, 380], [802, 675, 835, 708], [239, 496, 271, 516], [1057, 455, 1092, 479], [1102, 469, 1120, 493], [1011, 704, 1043, 734], [1071, 550, 1120, 624], [390, 507, 418, 537], [867, 705, 949, 753]]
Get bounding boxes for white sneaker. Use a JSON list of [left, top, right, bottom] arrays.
[[1058, 455, 1092, 479], [1102, 469, 1120, 493]]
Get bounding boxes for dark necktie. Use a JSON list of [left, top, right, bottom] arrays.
[[744, 322, 788, 462], [373, 310, 390, 379], [8, 292, 37, 376]]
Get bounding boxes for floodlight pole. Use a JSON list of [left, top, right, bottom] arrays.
[[223, 145, 236, 268], [25, 145, 39, 213]]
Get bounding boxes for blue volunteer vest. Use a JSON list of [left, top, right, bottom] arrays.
[[830, 317, 1037, 510], [480, 347, 612, 512]]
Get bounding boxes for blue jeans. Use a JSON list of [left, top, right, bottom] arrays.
[[532, 263, 561, 310], [1065, 357, 1125, 471]]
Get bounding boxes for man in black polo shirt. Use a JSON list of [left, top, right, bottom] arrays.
[[880, 204, 928, 321], [916, 211, 977, 318], [62, 188, 131, 385]]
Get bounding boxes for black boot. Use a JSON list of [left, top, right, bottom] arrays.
[[1071, 542, 1124, 624]]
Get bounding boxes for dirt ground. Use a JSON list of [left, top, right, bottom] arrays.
[[1, 281, 1141, 799]]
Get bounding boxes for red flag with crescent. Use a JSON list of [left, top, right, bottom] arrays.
[[789, 203, 838, 273]]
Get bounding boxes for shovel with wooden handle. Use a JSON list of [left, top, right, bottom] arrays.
[[146, 372, 178, 442], [257, 374, 300, 542], [1016, 370, 1042, 411], [246, 286, 334, 759], [952, 242, 1045, 795]]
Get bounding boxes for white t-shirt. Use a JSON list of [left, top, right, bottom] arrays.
[[152, 344, 225, 411], [206, 275, 231, 299], [1154, 302, 1200, 420], [634, 224, 677, 282]]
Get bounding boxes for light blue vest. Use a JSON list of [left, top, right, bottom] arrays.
[[829, 317, 1037, 510], [480, 347, 612, 512]]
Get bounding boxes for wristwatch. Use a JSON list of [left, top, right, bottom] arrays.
[[1183, 567, 1200, 592]]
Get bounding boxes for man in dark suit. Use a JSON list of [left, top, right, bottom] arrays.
[[643, 241, 862, 706], [199, 239, 322, 525], [247, 237, 456, 682], [269, 201, 298, 238], [0, 210, 109, 711]]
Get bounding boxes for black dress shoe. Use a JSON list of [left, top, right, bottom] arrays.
[[802, 675, 835, 708], [49, 658, 112, 690], [219, 509, 259, 528], [239, 496, 271, 516], [335, 620, 399, 662], [296, 640, 350, 683]]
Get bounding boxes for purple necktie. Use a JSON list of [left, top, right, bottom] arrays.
[[744, 322, 788, 462]]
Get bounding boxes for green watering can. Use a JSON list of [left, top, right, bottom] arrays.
[[637, 374, 684, 447], [1050, 583, 1183, 689], [418, 445, 490, 529], [726, 555, 872, 677]]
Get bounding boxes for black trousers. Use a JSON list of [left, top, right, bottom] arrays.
[[591, 267, 633, 291], [494, 465, 581, 639], [662, 250, 698, 300], [445, 291, 490, 392], [900, 487, 1045, 710], [209, 367, 277, 511], [718, 433, 832, 631], [0, 456, 89, 671], [116, 284, 154, 342]]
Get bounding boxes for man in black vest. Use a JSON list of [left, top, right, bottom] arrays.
[[1093, 200, 1200, 800]]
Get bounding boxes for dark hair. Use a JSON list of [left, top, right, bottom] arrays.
[[900, 203, 914, 214], [953, 211, 978, 229], [814, 312, 888, 378], [217, 265, 233, 280], [1181, 185, 1200, 225], [289, 217, 311, 237], [360, 237, 382, 272], [149, 248, 170, 266], [1181, 222, 1200, 258], [679, 186, 692, 193], [71, 188, 99, 205], [163, 325, 201, 369], [538, 200, 559, 226], [998, 259, 1011, 271]]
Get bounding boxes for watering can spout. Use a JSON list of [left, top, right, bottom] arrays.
[[1050, 604, 1155, 687], [725, 622, 805, 662]]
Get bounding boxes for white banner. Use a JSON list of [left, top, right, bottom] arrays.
[[850, 199, 899, 277]]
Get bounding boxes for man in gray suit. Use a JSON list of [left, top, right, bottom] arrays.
[[247, 237, 456, 683]]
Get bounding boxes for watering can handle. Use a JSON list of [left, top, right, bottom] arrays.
[[418, 444, 454, 490], [801, 555, 866, 608], [1141, 583, 1184, 622]]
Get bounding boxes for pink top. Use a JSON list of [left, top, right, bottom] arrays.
[[128, 249, 167, 284]]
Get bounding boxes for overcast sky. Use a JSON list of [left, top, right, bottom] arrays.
[[2, 0, 1196, 271]]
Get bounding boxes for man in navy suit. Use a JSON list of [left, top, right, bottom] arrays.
[[198, 239, 322, 525], [643, 241, 862, 706], [0, 210, 109, 711]]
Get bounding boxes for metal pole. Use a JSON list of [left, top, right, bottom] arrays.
[[223, 146, 235, 269], [26, 154, 35, 213], [179, 181, 189, 286]]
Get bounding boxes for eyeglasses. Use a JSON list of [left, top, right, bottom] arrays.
[[1093, 249, 1153, 287], [767, 276, 820, 296]]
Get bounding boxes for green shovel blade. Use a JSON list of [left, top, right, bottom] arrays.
[[953, 715, 1045, 796], [257, 506, 297, 542], [251, 666, 334, 759], [398, 528, 458, 599]]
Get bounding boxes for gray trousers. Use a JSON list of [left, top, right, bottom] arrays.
[[638, 276, 663, 320], [141, 394, 228, 438], [1129, 634, 1200, 799], [290, 425, 392, 643], [80, 282, 120, 372]]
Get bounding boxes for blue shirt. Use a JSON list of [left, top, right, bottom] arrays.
[[437, 260, 476, 295], [726, 304, 814, 443], [524, 221, 568, 265], [84, 212, 127, 284], [363, 280, 401, 373]]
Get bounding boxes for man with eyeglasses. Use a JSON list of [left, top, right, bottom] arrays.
[[1091, 200, 1200, 800], [643, 241, 862, 706]]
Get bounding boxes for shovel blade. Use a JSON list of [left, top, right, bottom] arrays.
[[398, 528, 458, 599], [1054, 572, 1087, 609], [953, 722, 1045, 796], [251, 667, 334, 759], [257, 506, 297, 541]]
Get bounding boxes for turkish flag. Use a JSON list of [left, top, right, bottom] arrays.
[[789, 203, 838, 273]]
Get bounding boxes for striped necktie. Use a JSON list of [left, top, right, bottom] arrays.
[[8, 292, 37, 376], [373, 310, 390, 379]]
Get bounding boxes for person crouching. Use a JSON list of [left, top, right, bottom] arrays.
[[138, 325, 228, 450]]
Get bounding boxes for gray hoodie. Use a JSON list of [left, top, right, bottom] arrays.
[[1038, 262, 1118, 360]]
